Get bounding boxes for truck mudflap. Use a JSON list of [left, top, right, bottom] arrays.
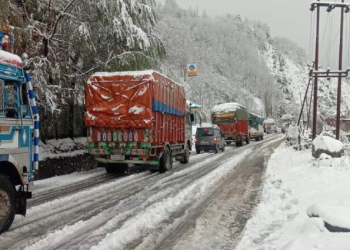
[[15, 186, 31, 216]]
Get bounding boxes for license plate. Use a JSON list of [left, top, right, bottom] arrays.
[[110, 154, 125, 160]]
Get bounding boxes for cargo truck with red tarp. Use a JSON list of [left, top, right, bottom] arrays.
[[85, 71, 194, 173], [211, 102, 249, 147]]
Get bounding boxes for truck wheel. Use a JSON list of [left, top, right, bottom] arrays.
[[214, 145, 219, 154], [196, 147, 201, 154], [0, 175, 15, 234], [256, 136, 260, 141], [160, 148, 172, 173], [261, 135, 264, 140], [180, 147, 190, 164], [105, 163, 127, 174], [246, 135, 250, 144], [236, 136, 242, 147]]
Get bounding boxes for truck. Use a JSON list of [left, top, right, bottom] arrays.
[[85, 71, 194, 173], [249, 113, 264, 141], [211, 102, 249, 147], [264, 118, 277, 134], [0, 24, 39, 233]]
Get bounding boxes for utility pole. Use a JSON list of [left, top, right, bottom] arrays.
[[312, 1, 320, 140], [310, 1, 350, 140], [336, 0, 345, 140]]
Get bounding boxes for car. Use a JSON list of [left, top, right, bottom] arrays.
[[195, 127, 225, 154]]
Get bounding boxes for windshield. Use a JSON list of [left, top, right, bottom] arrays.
[[196, 128, 214, 137]]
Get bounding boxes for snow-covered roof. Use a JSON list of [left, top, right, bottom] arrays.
[[281, 114, 294, 120], [89, 70, 183, 87], [92, 70, 156, 78], [264, 118, 275, 124], [211, 102, 246, 114], [0, 50, 22, 68]]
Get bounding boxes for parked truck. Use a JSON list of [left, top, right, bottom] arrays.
[[0, 24, 39, 233], [249, 113, 264, 141], [85, 71, 193, 173], [211, 102, 249, 146]]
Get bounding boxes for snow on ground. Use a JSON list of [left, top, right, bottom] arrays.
[[40, 137, 87, 160], [236, 142, 350, 250], [31, 168, 105, 194]]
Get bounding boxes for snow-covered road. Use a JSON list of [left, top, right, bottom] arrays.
[[0, 135, 283, 250]]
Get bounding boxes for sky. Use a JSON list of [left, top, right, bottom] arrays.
[[174, 0, 350, 68]]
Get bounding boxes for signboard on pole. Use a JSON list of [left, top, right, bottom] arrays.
[[187, 64, 198, 77]]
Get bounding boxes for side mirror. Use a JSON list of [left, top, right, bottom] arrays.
[[190, 113, 195, 123]]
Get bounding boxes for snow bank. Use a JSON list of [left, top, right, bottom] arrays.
[[211, 102, 246, 114], [40, 137, 87, 161], [307, 204, 350, 232], [236, 144, 350, 250], [313, 135, 344, 153]]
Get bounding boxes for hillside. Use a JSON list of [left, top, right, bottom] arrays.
[[154, 0, 350, 128]]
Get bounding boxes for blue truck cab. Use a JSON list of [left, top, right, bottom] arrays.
[[0, 24, 39, 234]]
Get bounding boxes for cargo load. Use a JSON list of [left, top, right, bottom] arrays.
[[211, 102, 249, 146], [85, 71, 193, 173]]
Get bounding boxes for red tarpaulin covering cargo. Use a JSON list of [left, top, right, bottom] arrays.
[[85, 70, 186, 145]]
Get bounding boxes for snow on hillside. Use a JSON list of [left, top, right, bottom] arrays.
[[236, 143, 350, 250], [261, 44, 350, 122]]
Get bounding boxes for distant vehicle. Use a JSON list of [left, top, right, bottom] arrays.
[[85, 71, 194, 174], [195, 126, 225, 154], [281, 114, 294, 133], [211, 102, 249, 147], [249, 113, 264, 141], [264, 118, 277, 134], [0, 23, 39, 233]]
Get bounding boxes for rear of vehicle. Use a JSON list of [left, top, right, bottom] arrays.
[[85, 71, 191, 173], [264, 118, 277, 134], [249, 113, 264, 141], [195, 127, 225, 154], [211, 103, 249, 147]]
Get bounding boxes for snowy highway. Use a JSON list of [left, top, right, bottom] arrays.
[[0, 134, 283, 250]]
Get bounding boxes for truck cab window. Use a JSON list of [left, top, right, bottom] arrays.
[[4, 81, 18, 118]]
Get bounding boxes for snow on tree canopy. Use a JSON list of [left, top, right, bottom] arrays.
[[211, 102, 246, 114], [312, 135, 344, 153], [0, 50, 22, 68]]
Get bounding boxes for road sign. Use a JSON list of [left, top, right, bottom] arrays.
[[187, 64, 198, 77]]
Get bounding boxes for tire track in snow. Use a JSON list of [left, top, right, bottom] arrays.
[[0, 135, 281, 250]]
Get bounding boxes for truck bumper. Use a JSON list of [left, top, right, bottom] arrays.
[[95, 157, 160, 166]]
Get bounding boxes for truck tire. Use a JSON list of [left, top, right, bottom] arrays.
[[214, 144, 219, 154], [160, 148, 172, 173], [196, 147, 201, 154], [261, 134, 264, 140], [0, 175, 15, 234], [236, 136, 243, 147], [180, 147, 190, 164], [256, 135, 260, 141], [246, 135, 250, 144], [105, 163, 127, 174]]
